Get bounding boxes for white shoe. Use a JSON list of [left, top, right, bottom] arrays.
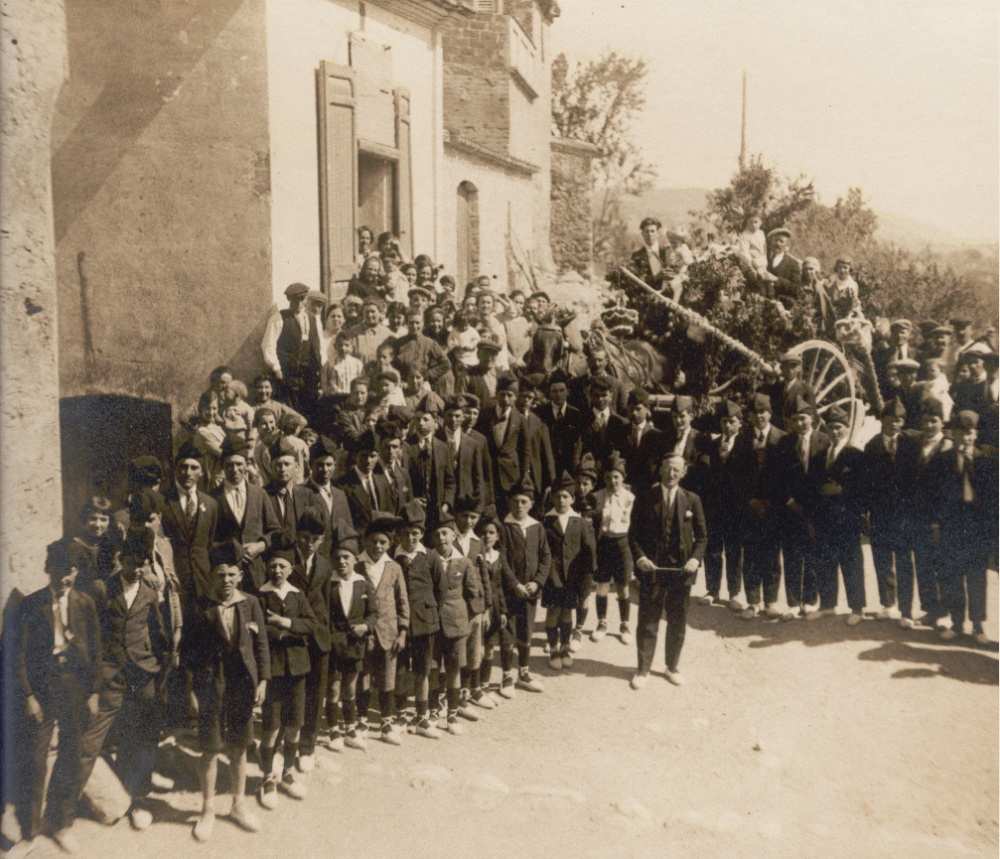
[[806, 608, 837, 621], [846, 612, 862, 626], [280, 770, 307, 800], [325, 733, 345, 752], [499, 673, 517, 698], [800, 603, 817, 615], [664, 669, 685, 686], [974, 631, 990, 645], [763, 604, 783, 619], [258, 775, 279, 810], [517, 670, 544, 693], [619, 625, 633, 645], [297, 754, 315, 773], [697, 594, 715, 606], [447, 716, 464, 736], [875, 607, 892, 620], [458, 702, 480, 721], [630, 673, 648, 690], [780, 609, 798, 622], [416, 718, 441, 739], [229, 800, 261, 833], [591, 621, 607, 642], [939, 628, 957, 641], [740, 605, 759, 620], [471, 690, 496, 710], [899, 617, 915, 629], [548, 654, 563, 671], [728, 598, 745, 612], [129, 805, 153, 831], [561, 651, 573, 670], [345, 730, 368, 751], [380, 724, 403, 745]]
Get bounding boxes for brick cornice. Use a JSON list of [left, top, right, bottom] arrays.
[[366, 0, 471, 29]]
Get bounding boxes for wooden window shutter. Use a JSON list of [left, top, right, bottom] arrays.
[[317, 61, 358, 294], [394, 86, 413, 261]]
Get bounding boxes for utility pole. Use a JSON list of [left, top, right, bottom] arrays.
[[739, 69, 747, 170]]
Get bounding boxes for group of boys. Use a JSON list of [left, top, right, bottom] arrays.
[[10, 280, 998, 851]]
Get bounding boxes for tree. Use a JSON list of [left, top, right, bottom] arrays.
[[702, 154, 815, 237], [552, 51, 657, 268]]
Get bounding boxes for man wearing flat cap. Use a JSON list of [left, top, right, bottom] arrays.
[[261, 283, 328, 421], [890, 357, 923, 430], [764, 228, 802, 305], [764, 351, 816, 429]]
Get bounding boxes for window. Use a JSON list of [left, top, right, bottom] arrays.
[[358, 151, 398, 240]]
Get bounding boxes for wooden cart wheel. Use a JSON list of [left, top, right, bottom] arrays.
[[786, 339, 863, 443]]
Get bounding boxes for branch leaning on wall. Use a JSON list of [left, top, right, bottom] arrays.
[[506, 202, 540, 293]]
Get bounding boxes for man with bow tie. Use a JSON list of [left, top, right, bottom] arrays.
[[13, 541, 102, 851]]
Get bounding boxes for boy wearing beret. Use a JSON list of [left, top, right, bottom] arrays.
[[356, 515, 410, 745], [256, 549, 316, 809], [324, 526, 376, 751]]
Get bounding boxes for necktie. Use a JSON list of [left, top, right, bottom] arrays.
[[798, 437, 809, 472], [721, 437, 733, 460], [52, 596, 67, 652], [367, 475, 378, 508], [756, 431, 765, 447], [276, 489, 288, 520], [960, 450, 976, 502], [826, 445, 836, 470], [886, 436, 896, 458], [186, 491, 199, 519]]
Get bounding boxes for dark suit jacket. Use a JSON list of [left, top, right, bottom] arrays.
[[263, 483, 324, 545], [91, 575, 172, 685], [395, 549, 441, 637], [465, 429, 494, 505], [766, 252, 803, 303], [537, 403, 584, 478], [460, 368, 497, 409], [622, 422, 666, 494], [302, 478, 354, 561], [861, 432, 920, 536], [14, 587, 103, 701], [773, 430, 832, 508], [763, 379, 816, 428], [182, 593, 271, 688], [520, 411, 556, 496], [156, 486, 219, 605], [501, 519, 551, 596], [337, 468, 394, 534], [804, 443, 865, 536], [290, 551, 334, 652], [328, 576, 376, 661], [408, 437, 456, 530], [477, 407, 528, 495], [628, 485, 708, 586], [579, 411, 630, 469], [700, 432, 754, 526], [542, 513, 596, 591], [629, 244, 671, 287], [437, 430, 488, 504], [211, 480, 282, 590], [258, 586, 316, 677]]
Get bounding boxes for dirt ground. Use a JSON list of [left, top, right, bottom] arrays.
[[8, 550, 998, 859]]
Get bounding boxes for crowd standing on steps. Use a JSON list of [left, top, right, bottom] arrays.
[[8, 221, 997, 851]]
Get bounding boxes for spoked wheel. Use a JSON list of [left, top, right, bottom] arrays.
[[786, 339, 863, 443]]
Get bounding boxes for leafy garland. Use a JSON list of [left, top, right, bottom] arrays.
[[607, 255, 817, 406]]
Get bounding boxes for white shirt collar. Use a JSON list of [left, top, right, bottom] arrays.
[[395, 543, 428, 560], [440, 546, 464, 562], [259, 580, 300, 598], [504, 512, 540, 531]]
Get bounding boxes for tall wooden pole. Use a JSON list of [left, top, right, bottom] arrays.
[[739, 69, 747, 170]]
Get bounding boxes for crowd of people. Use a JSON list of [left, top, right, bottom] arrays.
[[9, 220, 998, 852]]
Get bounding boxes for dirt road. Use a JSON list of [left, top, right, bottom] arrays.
[[10, 559, 998, 859]]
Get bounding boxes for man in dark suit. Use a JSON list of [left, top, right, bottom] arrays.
[[628, 453, 708, 688], [157, 443, 219, 612], [764, 351, 816, 430], [802, 405, 866, 624], [765, 227, 802, 305], [579, 377, 630, 478], [13, 542, 102, 849], [537, 373, 584, 479], [516, 380, 556, 505], [628, 216, 672, 289], [303, 435, 354, 561], [408, 401, 456, 534], [621, 387, 665, 495], [569, 347, 629, 416], [872, 318, 914, 399], [861, 397, 919, 621], [459, 339, 501, 408], [660, 395, 704, 491], [439, 397, 488, 504], [461, 394, 495, 506], [212, 436, 282, 594], [774, 397, 830, 619], [338, 430, 395, 533], [78, 533, 173, 833], [377, 426, 414, 513], [698, 400, 753, 610], [263, 437, 326, 546], [740, 395, 788, 621], [476, 374, 529, 513]]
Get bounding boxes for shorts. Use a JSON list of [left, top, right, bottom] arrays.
[[434, 633, 467, 671], [261, 674, 306, 731], [594, 534, 633, 585], [465, 613, 484, 668], [328, 653, 362, 679], [195, 652, 256, 753], [483, 611, 504, 648], [363, 644, 398, 693]]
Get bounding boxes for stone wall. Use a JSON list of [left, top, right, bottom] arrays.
[[0, 0, 68, 615], [52, 0, 273, 417], [550, 137, 597, 276]]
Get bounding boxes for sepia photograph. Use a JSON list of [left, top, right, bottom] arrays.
[[0, 0, 997, 857]]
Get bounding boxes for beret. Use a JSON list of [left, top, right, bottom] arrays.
[[398, 500, 426, 528], [672, 395, 694, 414], [627, 388, 649, 408], [956, 410, 980, 430], [921, 398, 945, 419], [606, 452, 627, 477], [220, 435, 249, 461], [454, 494, 484, 515], [880, 397, 907, 419], [174, 441, 202, 464], [720, 399, 743, 420], [462, 393, 481, 410], [496, 373, 519, 393], [296, 509, 327, 536], [825, 404, 850, 426], [366, 514, 402, 537], [309, 435, 340, 461], [552, 471, 577, 495], [751, 393, 773, 414], [435, 511, 456, 531]]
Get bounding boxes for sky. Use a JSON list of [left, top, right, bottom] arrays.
[[549, 0, 999, 241]]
